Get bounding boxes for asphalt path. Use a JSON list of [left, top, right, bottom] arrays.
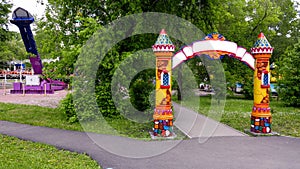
[[1, 120, 300, 169], [173, 102, 247, 138]]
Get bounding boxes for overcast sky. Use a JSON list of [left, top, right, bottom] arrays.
[[8, 0, 48, 32]]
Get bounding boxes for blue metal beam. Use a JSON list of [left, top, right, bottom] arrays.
[[10, 7, 39, 56]]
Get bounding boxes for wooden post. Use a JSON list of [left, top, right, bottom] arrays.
[[19, 70, 22, 83], [44, 83, 47, 96], [3, 73, 6, 95], [2, 80, 5, 95], [22, 83, 25, 96]]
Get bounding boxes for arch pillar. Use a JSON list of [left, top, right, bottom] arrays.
[[250, 32, 274, 133], [151, 29, 175, 137]]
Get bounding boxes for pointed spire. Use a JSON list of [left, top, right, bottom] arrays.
[[159, 29, 167, 35], [152, 29, 175, 52], [251, 32, 273, 54], [253, 32, 272, 48]]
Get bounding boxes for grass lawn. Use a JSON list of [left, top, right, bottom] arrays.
[[0, 103, 156, 168], [175, 95, 300, 137], [0, 102, 153, 139], [0, 102, 186, 140], [0, 134, 100, 169], [0, 103, 84, 131]]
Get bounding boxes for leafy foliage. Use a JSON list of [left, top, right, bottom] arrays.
[[0, 0, 12, 42], [278, 41, 300, 107], [129, 69, 155, 118], [0, 33, 26, 64], [0, 0, 14, 63], [33, 0, 300, 121], [59, 93, 77, 123]]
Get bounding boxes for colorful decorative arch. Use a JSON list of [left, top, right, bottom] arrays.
[[172, 33, 255, 70], [152, 30, 274, 137]]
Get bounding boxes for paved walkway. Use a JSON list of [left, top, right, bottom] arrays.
[[0, 94, 299, 169], [173, 102, 246, 138], [1, 120, 300, 169], [0, 89, 68, 108]]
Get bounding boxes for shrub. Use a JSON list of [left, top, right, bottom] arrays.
[[59, 93, 78, 123]]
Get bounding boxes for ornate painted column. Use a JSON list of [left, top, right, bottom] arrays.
[[250, 32, 274, 133], [151, 29, 175, 137]]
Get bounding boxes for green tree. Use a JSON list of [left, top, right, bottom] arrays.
[[40, 0, 300, 121], [277, 40, 300, 107], [0, 0, 11, 42], [0, 0, 12, 63], [0, 32, 26, 68], [269, 0, 299, 63], [218, 0, 283, 99]]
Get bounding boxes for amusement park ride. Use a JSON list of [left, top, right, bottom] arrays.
[[8, 7, 67, 94]]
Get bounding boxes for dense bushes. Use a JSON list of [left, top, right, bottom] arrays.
[[129, 70, 155, 111], [59, 93, 77, 123]]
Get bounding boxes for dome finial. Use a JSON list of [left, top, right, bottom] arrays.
[[152, 29, 175, 52], [251, 32, 273, 54]]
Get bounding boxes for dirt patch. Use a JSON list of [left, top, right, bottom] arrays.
[[0, 89, 69, 108]]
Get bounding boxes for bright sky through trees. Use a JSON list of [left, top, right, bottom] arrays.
[[8, 0, 47, 32]]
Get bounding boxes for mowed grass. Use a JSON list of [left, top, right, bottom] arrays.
[[0, 134, 100, 169], [0, 103, 153, 168], [0, 103, 83, 131], [0, 102, 153, 139], [0, 102, 180, 140], [176, 95, 300, 137]]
